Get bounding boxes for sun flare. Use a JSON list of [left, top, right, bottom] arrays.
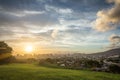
[[25, 45, 33, 53]]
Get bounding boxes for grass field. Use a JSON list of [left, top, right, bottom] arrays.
[[0, 63, 120, 80]]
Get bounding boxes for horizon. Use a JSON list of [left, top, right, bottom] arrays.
[[0, 0, 120, 54]]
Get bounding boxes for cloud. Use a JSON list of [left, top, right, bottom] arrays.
[[0, 0, 45, 11], [0, 0, 115, 53], [51, 29, 58, 39], [109, 34, 120, 42], [47, 0, 109, 12], [59, 18, 93, 27], [7, 10, 45, 17], [45, 5, 73, 14], [109, 34, 120, 49], [94, 0, 120, 32]]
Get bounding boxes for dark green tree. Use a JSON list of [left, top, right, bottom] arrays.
[[0, 41, 13, 64]]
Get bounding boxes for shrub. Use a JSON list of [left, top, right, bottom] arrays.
[[109, 64, 120, 73]]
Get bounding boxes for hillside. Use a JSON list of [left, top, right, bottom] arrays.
[[0, 64, 120, 80], [89, 48, 120, 57]]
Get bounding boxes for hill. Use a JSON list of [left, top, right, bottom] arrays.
[[89, 48, 120, 57], [0, 63, 120, 80]]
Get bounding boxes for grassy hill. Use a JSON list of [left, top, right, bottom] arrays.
[[0, 64, 120, 80]]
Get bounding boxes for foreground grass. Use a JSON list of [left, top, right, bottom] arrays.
[[0, 64, 120, 80]]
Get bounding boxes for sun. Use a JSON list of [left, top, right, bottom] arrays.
[[25, 45, 33, 53]]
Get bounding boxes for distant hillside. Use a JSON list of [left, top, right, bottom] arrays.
[[90, 48, 120, 57]]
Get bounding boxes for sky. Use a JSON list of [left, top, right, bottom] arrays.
[[0, 0, 120, 54]]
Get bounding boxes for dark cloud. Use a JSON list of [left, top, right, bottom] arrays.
[[0, 11, 22, 25], [0, 0, 45, 11], [0, 0, 59, 39], [109, 34, 120, 49], [23, 13, 59, 26], [109, 34, 120, 42], [0, 12, 30, 34], [47, 0, 110, 12], [95, 0, 120, 32], [0, 0, 110, 28]]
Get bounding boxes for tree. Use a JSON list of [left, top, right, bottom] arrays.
[[0, 41, 13, 64], [109, 64, 120, 73]]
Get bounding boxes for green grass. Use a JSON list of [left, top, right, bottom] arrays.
[[0, 63, 120, 80]]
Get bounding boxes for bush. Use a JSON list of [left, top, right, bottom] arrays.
[[0, 56, 14, 64], [84, 60, 101, 68], [109, 64, 120, 73]]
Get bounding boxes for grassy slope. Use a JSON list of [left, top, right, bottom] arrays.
[[0, 64, 120, 80]]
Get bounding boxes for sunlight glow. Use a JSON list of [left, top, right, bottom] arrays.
[[25, 45, 33, 53]]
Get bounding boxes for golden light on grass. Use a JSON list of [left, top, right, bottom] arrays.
[[25, 45, 33, 53]]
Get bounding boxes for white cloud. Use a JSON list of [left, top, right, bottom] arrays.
[[51, 28, 58, 39], [4, 10, 45, 17], [59, 18, 93, 27], [45, 5, 73, 14]]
